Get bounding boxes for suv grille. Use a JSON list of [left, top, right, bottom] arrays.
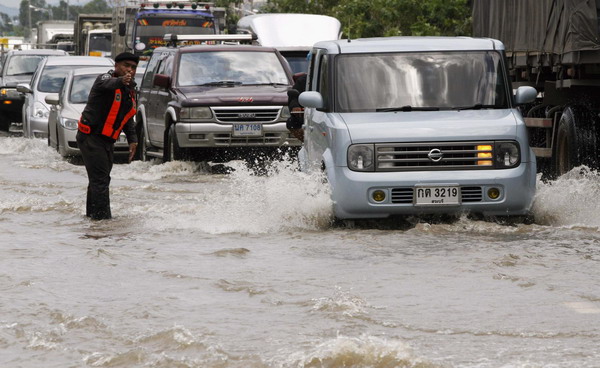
[[375, 141, 494, 171], [212, 107, 281, 123], [390, 187, 483, 203]]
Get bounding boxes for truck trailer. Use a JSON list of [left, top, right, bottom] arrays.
[[472, 0, 600, 177]]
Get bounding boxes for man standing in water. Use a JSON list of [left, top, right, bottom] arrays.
[[76, 52, 139, 220]]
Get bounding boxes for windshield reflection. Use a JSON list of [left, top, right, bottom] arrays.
[[177, 51, 290, 86], [69, 74, 96, 104], [335, 51, 508, 112]]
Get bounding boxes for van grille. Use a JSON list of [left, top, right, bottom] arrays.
[[375, 141, 494, 171], [390, 186, 483, 203], [212, 107, 281, 123]]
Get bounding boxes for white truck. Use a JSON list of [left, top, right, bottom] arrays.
[[36, 20, 75, 48], [236, 13, 341, 74], [74, 14, 112, 57]]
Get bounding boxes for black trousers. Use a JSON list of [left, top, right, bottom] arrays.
[[76, 131, 114, 220]]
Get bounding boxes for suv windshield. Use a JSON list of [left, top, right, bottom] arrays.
[[69, 74, 97, 104], [335, 51, 508, 112], [177, 51, 290, 86], [5, 55, 45, 76]]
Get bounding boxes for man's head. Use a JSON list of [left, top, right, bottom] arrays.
[[114, 52, 139, 77]]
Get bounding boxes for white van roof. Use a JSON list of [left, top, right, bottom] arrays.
[[237, 13, 341, 49]]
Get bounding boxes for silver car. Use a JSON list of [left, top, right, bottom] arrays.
[[46, 67, 129, 158], [299, 37, 538, 220], [18, 55, 114, 138]]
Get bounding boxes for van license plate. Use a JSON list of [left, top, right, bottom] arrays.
[[414, 186, 460, 206], [233, 123, 262, 137]]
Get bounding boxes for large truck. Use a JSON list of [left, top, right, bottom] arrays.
[[37, 20, 75, 48], [74, 14, 112, 57], [112, 0, 226, 60], [236, 13, 341, 74], [472, 0, 600, 177]]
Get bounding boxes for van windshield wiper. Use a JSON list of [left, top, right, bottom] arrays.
[[452, 104, 499, 111], [376, 106, 440, 112], [200, 81, 242, 86]]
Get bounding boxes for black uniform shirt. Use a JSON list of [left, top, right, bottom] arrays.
[[81, 69, 138, 144]]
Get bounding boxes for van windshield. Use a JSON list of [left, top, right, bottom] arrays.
[[178, 51, 290, 86], [335, 51, 509, 112]]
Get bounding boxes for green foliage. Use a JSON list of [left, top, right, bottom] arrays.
[[263, 0, 471, 38]]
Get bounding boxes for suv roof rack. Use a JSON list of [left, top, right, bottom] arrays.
[[163, 33, 257, 47]]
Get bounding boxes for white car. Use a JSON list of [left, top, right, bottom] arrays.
[[299, 37, 538, 221], [46, 67, 129, 158], [18, 55, 114, 138]]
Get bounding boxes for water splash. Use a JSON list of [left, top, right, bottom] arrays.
[[533, 167, 600, 229]]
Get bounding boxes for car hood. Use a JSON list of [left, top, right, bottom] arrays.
[[339, 110, 520, 143], [61, 103, 85, 120], [2, 75, 34, 87], [178, 85, 289, 106]]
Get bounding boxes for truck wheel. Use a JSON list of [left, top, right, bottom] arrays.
[[553, 106, 599, 176], [164, 124, 187, 162]]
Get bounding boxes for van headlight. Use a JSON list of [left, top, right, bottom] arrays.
[[495, 141, 520, 168], [60, 118, 79, 130], [180, 107, 212, 120], [348, 144, 375, 171], [280, 106, 290, 119]]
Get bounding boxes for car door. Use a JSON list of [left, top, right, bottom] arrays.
[[138, 52, 160, 145], [305, 49, 331, 166], [155, 52, 174, 149]]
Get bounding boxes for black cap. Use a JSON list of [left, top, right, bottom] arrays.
[[115, 52, 139, 64]]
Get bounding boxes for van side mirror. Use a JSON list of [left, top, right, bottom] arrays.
[[299, 91, 323, 109], [153, 74, 170, 89], [119, 23, 126, 37], [514, 86, 537, 105]]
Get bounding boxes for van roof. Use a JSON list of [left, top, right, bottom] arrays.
[[313, 37, 505, 54], [154, 44, 278, 54]]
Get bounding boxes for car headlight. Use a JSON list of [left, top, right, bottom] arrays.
[[33, 102, 49, 119], [180, 107, 212, 120], [348, 144, 375, 171], [280, 106, 290, 119], [60, 117, 79, 130], [494, 141, 520, 168]]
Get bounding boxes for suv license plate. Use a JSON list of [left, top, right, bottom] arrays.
[[233, 123, 262, 137], [414, 186, 460, 206]]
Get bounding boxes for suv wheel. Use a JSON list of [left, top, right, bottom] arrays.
[[164, 124, 187, 162]]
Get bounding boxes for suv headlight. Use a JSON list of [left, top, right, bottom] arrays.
[[348, 144, 375, 171], [494, 141, 520, 168], [33, 102, 49, 119], [60, 117, 79, 130], [180, 107, 212, 120], [280, 106, 290, 119]]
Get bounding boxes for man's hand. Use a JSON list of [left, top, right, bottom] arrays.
[[128, 142, 137, 163], [122, 72, 133, 86]]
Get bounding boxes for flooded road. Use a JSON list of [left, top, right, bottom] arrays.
[[1, 135, 599, 368]]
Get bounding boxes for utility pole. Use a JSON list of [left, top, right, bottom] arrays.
[[27, 0, 32, 41]]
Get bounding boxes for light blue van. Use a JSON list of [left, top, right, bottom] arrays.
[[298, 37, 537, 220]]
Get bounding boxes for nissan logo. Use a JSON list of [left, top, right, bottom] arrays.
[[427, 148, 444, 162]]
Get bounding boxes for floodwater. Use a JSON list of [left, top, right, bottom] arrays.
[[1, 135, 599, 368]]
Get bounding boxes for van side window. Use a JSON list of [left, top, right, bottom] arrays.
[[317, 55, 329, 108], [306, 49, 316, 91]]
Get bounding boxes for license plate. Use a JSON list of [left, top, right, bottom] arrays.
[[117, 135, 127, 144], [414, 186, 460, 206], [232, 123, 262, 137]]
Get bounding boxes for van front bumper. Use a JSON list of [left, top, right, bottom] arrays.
[[328, 162, 537, 219]]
